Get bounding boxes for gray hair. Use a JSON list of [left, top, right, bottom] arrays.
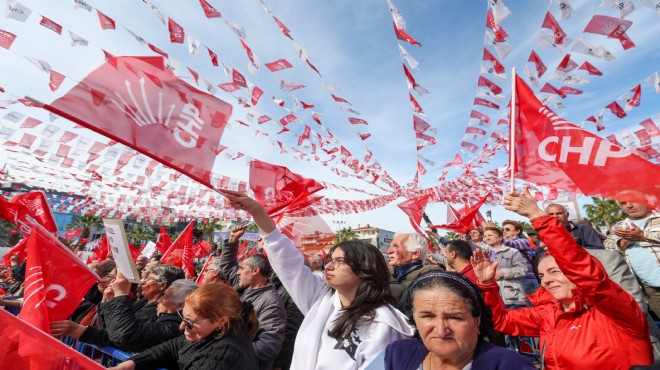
[[243, 254, 272, 277], [400, 232, 428, 262], [207, 258, 222, 272], [150, 265, 185, 288], [309, 254, 323, 266], [545, 203, 568, 213], [167, 279, 199, 306]]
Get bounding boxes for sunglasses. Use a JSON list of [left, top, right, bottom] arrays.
[[177, 310, 210, 330]]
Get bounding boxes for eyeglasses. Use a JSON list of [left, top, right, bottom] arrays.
[[177, 310, 210, 330], [502, 228, 514, 232], [324, 257, 346, 269]]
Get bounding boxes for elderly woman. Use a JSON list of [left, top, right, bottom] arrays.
[[368, 272, 535, 369], [482, 227, 529, 308], [472, 190, 653, 369], [52, 275, 198, 352], [222, 189, 414, 370], [130, 265, 185, 321], [110, 282, 259, 370]]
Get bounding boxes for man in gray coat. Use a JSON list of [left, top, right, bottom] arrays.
[[220, 225, 286, 370]]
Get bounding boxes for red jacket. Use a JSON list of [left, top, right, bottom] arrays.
[[478, 215, 652, 370]]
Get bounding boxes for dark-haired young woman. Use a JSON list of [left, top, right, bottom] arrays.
[[222, 190, 414, 370]]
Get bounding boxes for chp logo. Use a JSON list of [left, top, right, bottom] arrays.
[[536, 106, 630, 167]]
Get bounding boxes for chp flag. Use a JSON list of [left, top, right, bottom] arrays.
[[512, 75, 659, 208], [38, 56, 233, 189]]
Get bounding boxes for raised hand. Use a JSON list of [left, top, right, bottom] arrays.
[[219, 189, 276, 235], [229, 224, 248, 243], [503, 187, 545, 220], [471, 250, 500, 285]]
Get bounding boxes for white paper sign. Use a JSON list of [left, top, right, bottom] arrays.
[[103, 219, 141, 283], [141, 241, 157, 258]]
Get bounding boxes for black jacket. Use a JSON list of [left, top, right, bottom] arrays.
[[131, 329, 259, 370], [79, 296, 182, 352]]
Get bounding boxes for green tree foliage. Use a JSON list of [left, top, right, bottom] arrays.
[[333, 227, 357, 244], [0, 219, 20, 247], [65, 215, 103, 238], [584, 197, 626, 230], [196, 219, 222, 242], [444, 231, 461, 240], [126, 226, 155, 244]]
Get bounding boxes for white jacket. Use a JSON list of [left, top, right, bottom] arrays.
[[263, 229, 414, 370]]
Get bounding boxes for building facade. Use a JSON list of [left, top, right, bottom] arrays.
[[353, 224, 395, 252]]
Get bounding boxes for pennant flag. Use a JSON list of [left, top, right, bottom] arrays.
[[19, 224, 99, 334], [513, 75, 659, 207], [0, 29, 17, 49], [161, 220, 195, 277], [474, 97, 500, 110], [483, 48, 505, 74], [528, 50, 547, 77], [45, 56, 232, 189], [478, 76, 503, 95], [86, 235, 109, 264], [625, 84, 641, 111], [541, 11, 568, 44], [40, 16, 62, 34], [3, 237, 27, 267], [486, 10, 508, 41], [393, 22, 421, 46], [397, 195, 432, 244], [409, 93, 424, 115], [639, 118, 659, 137], [274, 17, 293, 39], [0, 309, 103, 369], [583, 15, 634, 49], [199, 0, 221, 18], [48, 70, 65, 92], [265, 59, 292, 72], [97, 10, 115, 30], [579, 61, 603, 76], [398, 44, 419, 69], [557, 54, 578, 72], [403, 64, 429, 94], [155, 225, 172, 255], [6, 0, 32, 22], [168, 18, 185, 43], [430, 194, 490, 234], [606, 101, 627, 118]]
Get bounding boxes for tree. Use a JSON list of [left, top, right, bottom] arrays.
[[196, 219, 223, 242], [65, 215, 103, 238], [444, 231, 461, 240], [126, 226, 154, 245], [0, 219, 20, 247], [333, 227, 357, 244], [584, 197, 625, 230]]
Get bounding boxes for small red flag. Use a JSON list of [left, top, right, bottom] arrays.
[[168, 18, 185, 44]]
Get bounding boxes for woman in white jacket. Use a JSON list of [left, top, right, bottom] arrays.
[[222, 190, 414, 370]]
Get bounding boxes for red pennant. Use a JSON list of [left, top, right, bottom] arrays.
[[579, 61, 603, 76], [0, 29, 17, 49], [541, 11, 568, 44], [478, 76, 503, 95], [48, 70, 65, 92], [47, 56, 232, 188], [3, 238, 27, 267], [265, 59, 293, 72], [430, 194, 490, 234], [513, 75, 659, 208], [40, 16, 62, 34], [161, 221, 195, 277], [207, 47, 218, 66], [199, 0, 221, 18], [168, 18, 185, 43], [97, 10, 116, 30], [19, 225, 99, 333], [394, 22, 421, 46], [483, 48, 505, 74], [606, 101, 627, 118], [528, 50, 547, 78], [274, 17, 293, 39], [155, 225, 172, 255]]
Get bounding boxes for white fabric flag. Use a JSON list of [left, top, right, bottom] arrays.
[[6, 0, 31, 22], [639, 0, 660, 15], [187, 36, 200, 55], [26, 57, 51, 73], [484, 31, 511, 59], [488, 0, 512, 25], [398, 44, 419, 69], [225, 21, 247, 40], [72, 0, 92, 11], [536, 32, 570, 52], [571, 38, 615, 61], [480, 62, 506, 81], [386, 0, 406, 29], [523, 64, 539, 88], [69, 31, 89, 46], [550, 0, 573, 19], [643, 71, 660, 94], [3, 110, 25, 123], [600, 0, 635, 18], [550, 70, 589, 85]]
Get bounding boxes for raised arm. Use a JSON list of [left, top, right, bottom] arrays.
[[220, 190, 327, 313], [503, 189, 648, 336]]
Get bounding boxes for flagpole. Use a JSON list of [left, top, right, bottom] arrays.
[[509, 67, 517, 193]]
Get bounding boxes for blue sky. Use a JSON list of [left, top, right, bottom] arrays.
[[0, 0, 658, 234]]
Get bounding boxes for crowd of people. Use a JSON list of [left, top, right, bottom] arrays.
[[1, 189, 659, 370]]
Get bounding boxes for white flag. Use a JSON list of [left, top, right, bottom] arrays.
[[6, 0, 31, 22], [69, 31, 89, 46], [26, 57, 51, 73], [639, 0, 660, 15], [225, 21, 247, 40], [72, 0, 92, 11], [536, 32, 570, 52], [3, 110, 24, 123], [480, 62, 506, 81], [643, 71, 660, 94], [550, 0, 573, 19], [600, 0, 635, 18], [523, 64, 539, 88], [187, 36, 200, 55], [398, 44, 419, 69], [484, 31, 511, 59], [571, 37, 615, 61], [488, 0, 512, 25], [386, 0, 406, 29]]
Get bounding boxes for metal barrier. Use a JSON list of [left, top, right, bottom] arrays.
[[61, 336, 167, 369]]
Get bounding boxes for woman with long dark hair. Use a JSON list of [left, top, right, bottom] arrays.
[[222, 190, 414, 370]]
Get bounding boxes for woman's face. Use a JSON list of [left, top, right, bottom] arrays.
[[413, 288, 480, 366], [140, 275, 165, 301], [482, 230, 502, 247], [180, 304, 223, 343], [323, 247, 362, 292], [468, 230, 483, 243], [157, 286, 181, 315], [538, 256, 577, 304]]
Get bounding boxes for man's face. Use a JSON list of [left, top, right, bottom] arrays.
[[442, 247, 455, 269], [546, 205, 569, 223], [618, 201, 650, 220], [386, 234, 418, 266], [237, 261, 255, 288]]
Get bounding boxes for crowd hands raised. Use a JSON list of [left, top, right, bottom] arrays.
[[2, 187, 659, 370]]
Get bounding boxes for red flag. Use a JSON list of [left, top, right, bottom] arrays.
[[626, 84, 641, 110], [1, 191, 57, 234], [274, 17, 293, 40], [40, 16, 62, 35], [478, 76, 503, 95], [19, 225, 99, 333], [584, 15, 632, 41], [49, 70, 65, 92], [606, 101, 627, 118], [168, 18, 185, 44], [331, 94, 351, 104], [156, 225, 173, 255], [513, 75, 659, 207], [195, 256, 213, 285], [46, 56, 232, 189], [430, 194, 490, 234], [0, 309, 104, 369], [207, 47, 219, 66], [474, 97, 500, 110], [483, 48, 505, 74], [297, 125, 311, 146], [97, 10, 116, 30], [87, 235, 109, 264], [541, 11, 568, 44], [528, 50, 547, 78], [199, 0, 221, 18], [3, 238, 27, 267], [237, 241, 249, 261], [62, 227, 83, 240], [249, 159, 324, 216], [348, 117, 368, 125], [161, 221, 195, 277], [579, 61, 603, 76], [409, 93, 424, 115], [639, 119, 659, 138], [413, 115, 431, 133], [397, 195, 431, 245], [393, 22, 421, 46], [486, 10, 508, 41], [240, 39, 254, 62], [0, 29, 17, 49], [193, 240, 212, 259], [265, 59, 293, 72], [557, 54, 578, 72], [540, 82, 566, 98], [251, 86, 264, 106]]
